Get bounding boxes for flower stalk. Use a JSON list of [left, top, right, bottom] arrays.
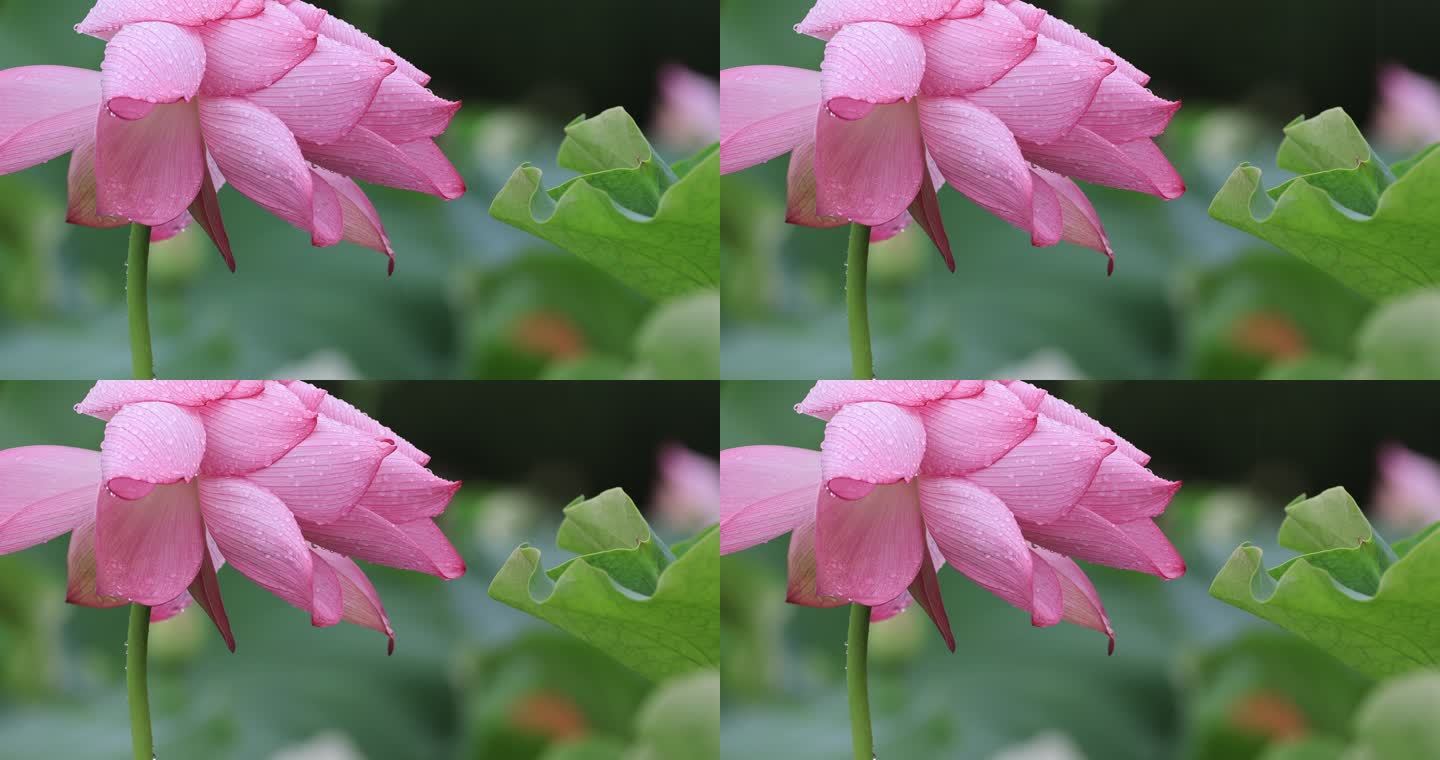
[[126, 603, 154, 760], [847, 603, 874, 760], [127, 224, 154, 380], [846, 223, 874, 380]]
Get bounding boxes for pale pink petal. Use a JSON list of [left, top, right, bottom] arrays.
[[919, 476, 1060, 626], [797, 380, 979, 420], [1018, 508, 1185, 579], [101, 23, 205, 120], [1020, 129, 1185, 200], [918, 381, 1037, 475], [720, 66, 820, 175], [653, 444, 720, 530], [0, 446, 100, 554], [720, 445, 820, 554], [199, 96, 316, 233], [965, 416, 1114, 524], [66, 138, 129, 229], [1003, 381, 1150, 465], [77, 0, 252, 36], [919, 97, 1048, 244], [814, 102, 924, 225], [76, 380, 260, 420], [1077, 74, 1181, 144], [820, 402, 925, 500], [247, 416, 396, 524], [784, 519, 846, 608], [918, 3, 1037, 96], [820, 23, 924, 120], [286, 382, 430, 464], [797, 0, 962, 39], [247, 36, 396, 144], [1375, 444, 1440, 527], [0, 66, 99, 175], [1077, 454, 1181, 524], [95, 102, 206, 225], [1374, 65, 1440, 150], [311, 167, 396, 271], [288, 1, 430, 85], [814, 482, 925, 605], [357, 72, 462, 144], [313, 547, 395, 651], [66, 520, 127, 609], [1031, 168, 1113, 268], [300, 509, 465, 579], [354, 452, 459, 525], [300, 128, 465, 200], [963, 37, 1114, 144], [95, 482, 205, 604], [196, 381, 318, 476], [100, 402, 205, 499], [199, 476, 319, 614], [1004, 0, 1149, 85], [197, 2, 317, 96], [1033, 546, 1114, 651], [188, 159, 236, 271]]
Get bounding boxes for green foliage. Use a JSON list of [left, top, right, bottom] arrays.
[[1210, 488, 1440, 678], [491, 109, 720, 301], [1210, 109, 1440, 300], [488, 489, 719, 682]]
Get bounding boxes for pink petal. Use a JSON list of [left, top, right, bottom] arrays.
[[95, 102, 206, 225], [918, 381, 1037, 475], [355, 452, 461, 525], [300, 128, 465, 200], [814, 482, 925, 605], [1003, 381, 1150, 465], [1031, 168, 1113, 267], [149, 591, 193, 622], [313, 547, 395, 651], [905, 157, 956, 270], [963, 37, 1114, 144], [287, 1, 430, 85], [1375, 444, 1440, 527], [65, 520, 127, 609], [153, 538, 235, 651], [1018, 508, 1185, 579], [66, 138, 129, 229], [199, 476, 318, 614], [797, 380, 981, 420], [247, 36, 396, 145], [197, 2, 317, 96], [247, 416, 395, 524], [309, 166, 345, 248], [814, 102, 925, 225], [0, 66, 100, 175], [95, 482, 205, 604], [719, 445, 820, 554], [1033, 546, 1113, 651], [0, 446, 100, 554], [357, 72, 462, 145], [1077, 454, 1181, 524], [918, 2, 1037, 96], [199, 96, 316, 234], [1019, 128, 1185, 200], [189, 158, 236, 271], [876, 536, 955, 651], [1003, 1, 1149, 85], [919, 476, 1060, 626], [150, 210, 194, 243], [77, 0, 253, 36], [919, 96, 1048, 244], [100, 402, 206, 499], [100, 22, 205, 121], [820, 402, 926, 500], [797, 0, 963, 40], [720, 66, 820, 175], [299, 508, 465, 579], [309, 544, 345, 627], [196, 381, 318, 476], [784, 519, 846, 608], [310, 167, 396, 271], [287, 382, 430, 465], [965, 416, 1114, 524], [76, 380, 260, 420], [820, 23, 924, 120], [1078, 74, 1181, 144]]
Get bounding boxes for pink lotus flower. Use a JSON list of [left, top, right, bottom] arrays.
[[653, 443, 720, 532], [0, 0, 465, 273], [720, 380, 1184, 651], [1373, 65, 1440, 153], [653, 64, 721, 151], [0, 380, 465, 652], [720, 0, 1184, 272], [1374, 444, 1440, 530]]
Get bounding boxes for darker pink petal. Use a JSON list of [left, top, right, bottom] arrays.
[[95, 102, 206, 225], [1020, 128, 1185, 200], [196, 381, 318, 476], [820, 402, 926, 500], [1019, 508, 1186, 580], [300, 127, 464, 200], [919, 97, 1046, 244], [814, 102, 925, 225], [247, 36, 396, 145], [1031, 168, 1113, 267], [820, 23, 924, 120], [965, 416, 1114, 524], [199, 476, 319, 615], [100, 402, 206, 498], [785, 141, 849, 228], [0, 446, 101, 554], [100, 22, 205, 120], [1034, 547, 1114, 651], [199, 96, 317, 234], [720, 445, 820, 554], [95, 482, 205, 604], [312, 547, 395, 651], [720, 66, 820, 175], [355, 452, 461, 525], [1077, 454, 1181, 524], [814, 483, 925, 605], [358, 72, 463, 145], [918, 2, 1037, 96], [66, 520, 128, 609], [310, 168, 395, 268], [963, 37, 1114, 144], [918, 381, 1037, 475], [197, 2, 317, 96], [66, 138, 129, 230], [300, 508, 465, 579], [784, 519, 846, 608], [188, 159, 236, 271], [1078, 74, 1182, 144], [247, 416, 395, 524]]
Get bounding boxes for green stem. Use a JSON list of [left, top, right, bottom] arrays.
[[846, 223, 874, 379], [127, 224, 154, 380], [127, 604, 153, 760], [847, 603, 874, 760]]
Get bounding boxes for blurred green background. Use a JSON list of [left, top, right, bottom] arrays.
[[720, 0, 1440, 379], [0, 380, 719, 759], [0, 0, 720, 379], [720, 380, 1440, 759]]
